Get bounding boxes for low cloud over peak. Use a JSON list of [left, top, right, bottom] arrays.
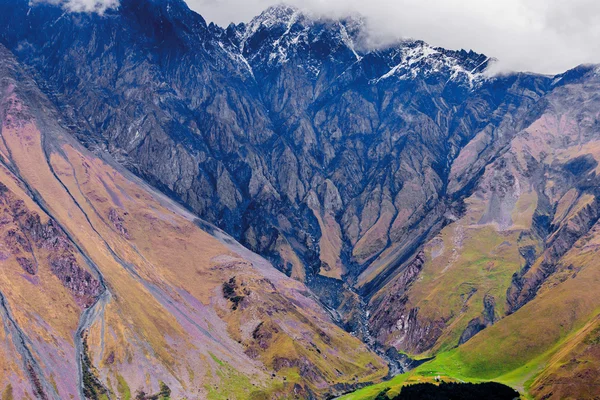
[[34, 0, 119, 14], [187, 0, 600, 75]]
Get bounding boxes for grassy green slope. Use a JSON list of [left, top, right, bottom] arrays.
[[342, 232, 600, 399]]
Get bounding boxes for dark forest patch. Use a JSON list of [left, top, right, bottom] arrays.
[[376, 381, 519, 400]]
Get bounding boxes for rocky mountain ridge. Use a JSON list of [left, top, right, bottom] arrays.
[[2, 1, 600, 398], [0, 0, 575, 340]]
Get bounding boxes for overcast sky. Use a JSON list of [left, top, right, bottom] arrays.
[[185, 0, 600, 75]]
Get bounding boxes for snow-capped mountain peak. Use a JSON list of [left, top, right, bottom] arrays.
[[373, 40, 491, 87], [232, 5, 490, 88]]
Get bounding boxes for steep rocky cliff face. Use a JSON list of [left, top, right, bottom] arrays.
[[0, 0, 551, 319], [0, 43, 386, 399], [4, 1, 600, 398]]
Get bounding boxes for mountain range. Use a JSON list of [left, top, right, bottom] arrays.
[[1, 0, 600, 398]]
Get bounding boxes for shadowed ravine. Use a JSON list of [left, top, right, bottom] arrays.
[[75, 291, 111, 400]]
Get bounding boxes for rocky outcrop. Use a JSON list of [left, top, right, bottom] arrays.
[[0, 182, 101, 307], [107, 208, 130, 239], [367, 252, 441, 353], [458, 294, 497, 345], [508, 156, 600, 314], [16, 256, 36, 275]]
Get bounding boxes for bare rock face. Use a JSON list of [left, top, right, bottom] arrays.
[[16, 256, 36, 275], [458, 294, 497, 345], [0, 182, 101, 307], [108, 208, 130, 239], [367, 252, 430, 352]]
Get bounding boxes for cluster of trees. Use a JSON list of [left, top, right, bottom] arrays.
[[376, 382, 520, 400], [135, 381, 171, 400]]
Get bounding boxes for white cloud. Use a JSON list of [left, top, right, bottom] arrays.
[[35, 0, 119, 14], [186, 0, 600, 75]]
